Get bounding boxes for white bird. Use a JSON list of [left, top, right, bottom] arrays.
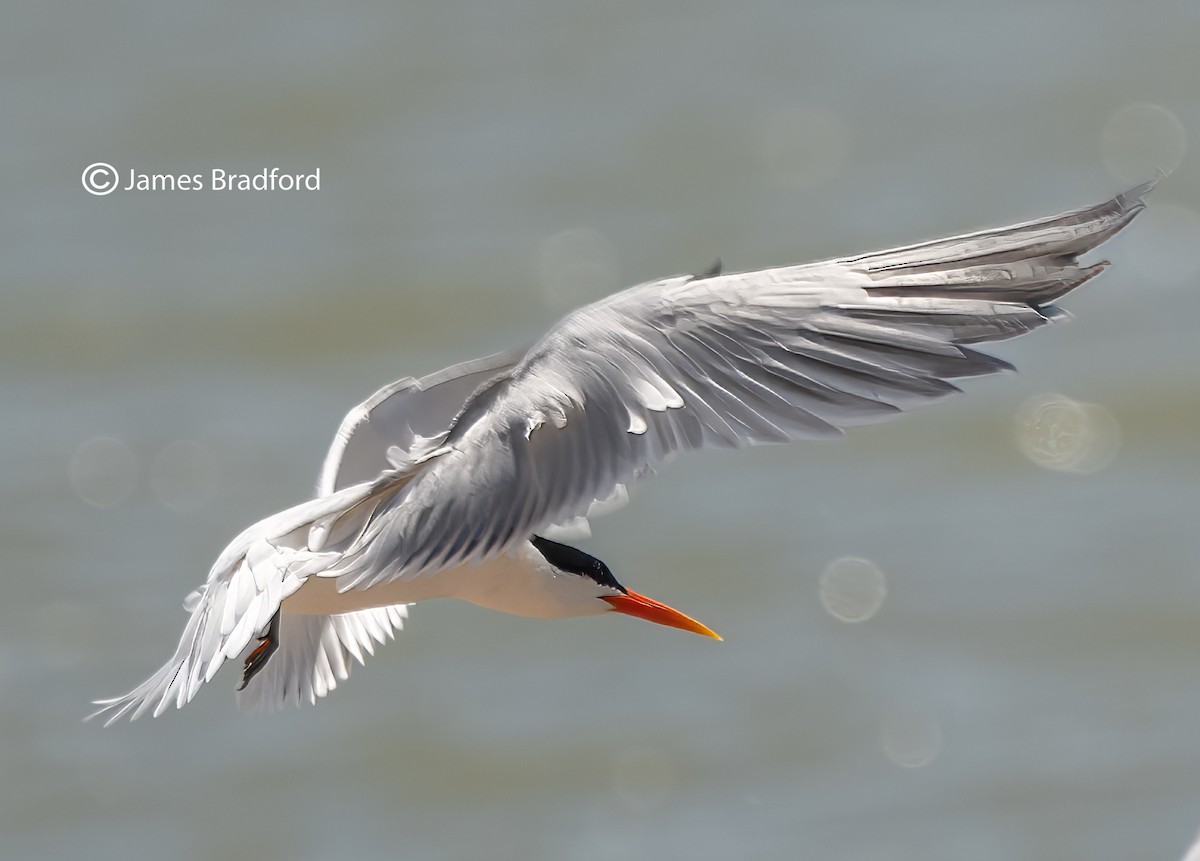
[[92, 182, 1151, 724]]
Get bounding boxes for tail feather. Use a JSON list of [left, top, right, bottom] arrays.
[[234, 605, 409, 713], [88, 480, 391, 725]]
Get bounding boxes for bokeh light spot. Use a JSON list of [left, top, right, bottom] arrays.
[[1015, 394, 1121, 475], [819, 556, 886, 623], [1101, 102, 1186, 183], [69, 436, 138, 507], [880, 705, 943, 769]]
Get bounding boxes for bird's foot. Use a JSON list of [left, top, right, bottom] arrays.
[[238, 611, 280, 691]]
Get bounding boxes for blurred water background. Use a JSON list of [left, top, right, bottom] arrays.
[[4, 2, 1200, 859]]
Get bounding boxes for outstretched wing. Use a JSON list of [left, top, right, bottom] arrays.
[[330, 182, 1152, 590]]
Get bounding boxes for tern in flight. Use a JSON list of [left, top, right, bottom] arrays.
[[93, 182, 1151, 724]]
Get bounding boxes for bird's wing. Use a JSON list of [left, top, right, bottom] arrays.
[[95, 353, 523, 722], [324, 183, 1151, 590], [317, 349, 525, 494], [241, 353, 525, 710], [315, 346, 631, 541], [235, 604, 410, 712], [89, 473, 409, 724]]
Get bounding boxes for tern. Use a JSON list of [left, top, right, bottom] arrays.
[[92, 182, 1151, 724]]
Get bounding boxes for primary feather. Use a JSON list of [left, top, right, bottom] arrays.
[[330, 181, 1152, 590]]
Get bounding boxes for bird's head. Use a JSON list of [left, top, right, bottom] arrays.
[[522, 536, 722, 640]]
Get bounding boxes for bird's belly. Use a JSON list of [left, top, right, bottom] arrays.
[[280, 573, 441, 615], [278, 543, 573, 618]]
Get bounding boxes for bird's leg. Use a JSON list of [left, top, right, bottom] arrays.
[[238, 610, 281, 691]]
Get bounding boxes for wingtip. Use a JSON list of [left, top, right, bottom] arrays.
[[1041, 305, 1073, 325], [1115, 173, 1164, 213], [85, 697, 130, 728]]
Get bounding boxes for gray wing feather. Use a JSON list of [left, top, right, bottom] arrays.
[[317, 349, 525, 494], [330, 183, 1151, 589]]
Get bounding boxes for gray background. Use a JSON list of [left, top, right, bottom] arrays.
[[5, 2, 1199, 859]]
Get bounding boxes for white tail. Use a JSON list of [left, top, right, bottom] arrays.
[[235, 606, 410, 712]]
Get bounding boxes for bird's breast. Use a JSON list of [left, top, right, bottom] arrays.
[[279, 541, 587, 618]]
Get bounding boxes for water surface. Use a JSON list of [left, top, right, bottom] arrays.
[[4, 2, 1200, 859]]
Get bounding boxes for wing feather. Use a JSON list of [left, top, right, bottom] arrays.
[[316, 349, 523, 495], [88, 476, 405, 725], [233, 605, 408, 712], [327, 183, 1151, 590]]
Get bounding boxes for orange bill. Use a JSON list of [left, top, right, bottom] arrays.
[[601, 590, 722, 640]]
